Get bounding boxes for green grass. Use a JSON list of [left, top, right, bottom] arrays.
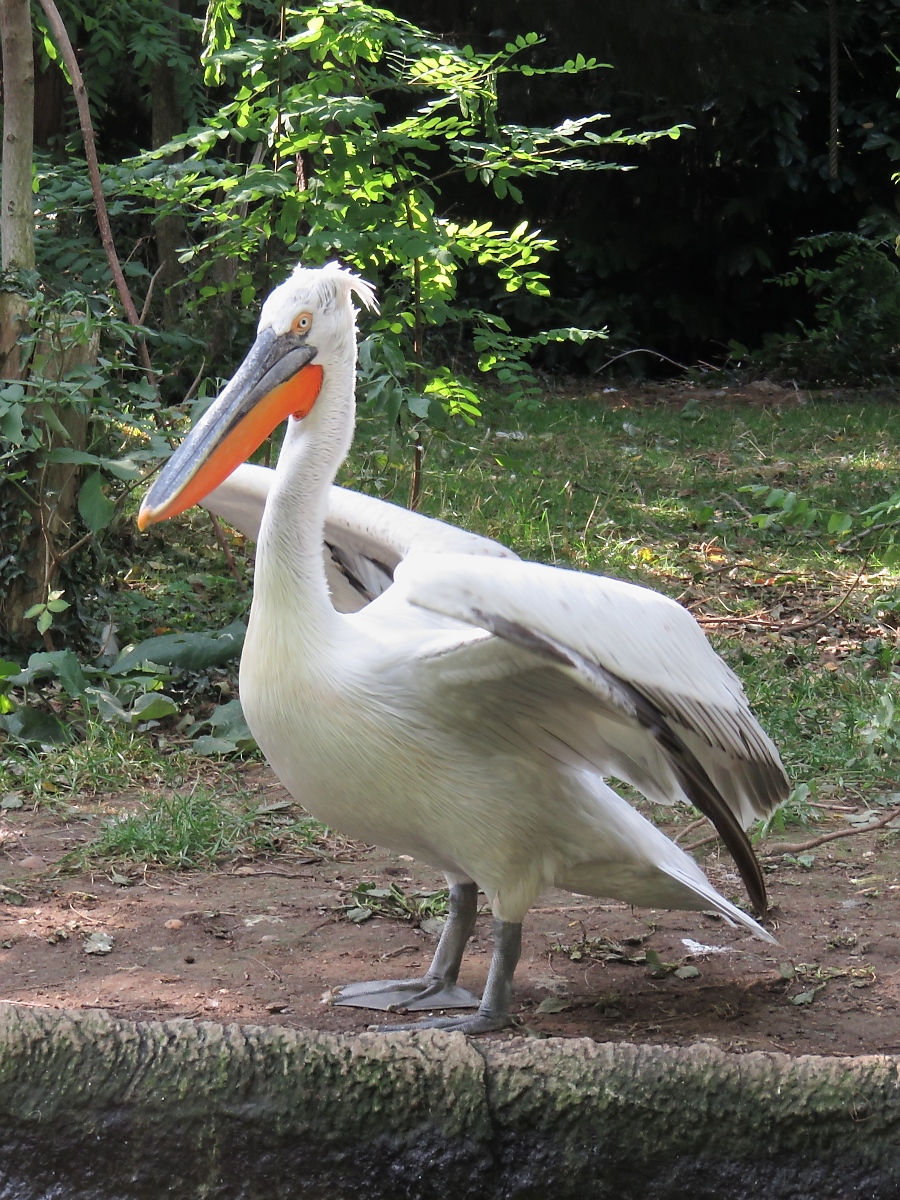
[[7, 387, 899, 851], [0, 722, 193, 806], [71, 785, 324, 870], [348, 393, 900, 583], [341, 389, 900, 805]]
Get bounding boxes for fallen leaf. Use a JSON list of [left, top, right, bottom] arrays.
[[83, 932, 114, 955], [345, 907, 373, 923], [789, 989, 817, 1005], [536, 996, 573, 1014]]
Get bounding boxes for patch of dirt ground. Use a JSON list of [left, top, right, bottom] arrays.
[[2, 765, 899, 1056]]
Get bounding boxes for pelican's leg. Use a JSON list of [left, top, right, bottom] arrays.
[[333, 881, 480, 1012], [372, 918, 521, 1034]]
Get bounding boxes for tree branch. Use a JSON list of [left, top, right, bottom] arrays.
[[35, 0, 156, 388], [762, 805, 900, 856]]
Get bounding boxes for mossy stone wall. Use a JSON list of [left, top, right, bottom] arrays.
[[0, 1003, 897, 1198]]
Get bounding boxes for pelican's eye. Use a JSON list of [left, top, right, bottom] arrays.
[[292, 311, 313, 336]]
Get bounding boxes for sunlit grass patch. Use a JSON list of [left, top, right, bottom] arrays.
[[717, 639, 899, 797], [71, 786, 325, 870], [0, 722, 193, 806]]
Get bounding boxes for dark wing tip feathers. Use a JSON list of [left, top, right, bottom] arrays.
[[471, 607, 771, 919]]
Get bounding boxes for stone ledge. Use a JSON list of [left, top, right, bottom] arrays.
[[0, 1002, 897, 1199]]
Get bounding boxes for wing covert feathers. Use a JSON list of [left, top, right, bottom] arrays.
[[400, 554, 791, 918], [471, 609, 769, 917]]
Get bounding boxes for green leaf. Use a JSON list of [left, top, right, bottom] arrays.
[[130, 692, 179, 722], [78, 472, 117, 533], [15, 650, 88, 699], [84, 686, 131, 723], [0, 404, 24, 444], [101, 456, 142, 481], [674, 965, 700, 980], [191, 698, 256, 753], [40, 401, 72, 440], [644, 948, 676, 976], [405, 394, 431, 418], [109, 621, 246, 674], [46, 448, 103, 467], [190, 735, 242, 755], [0, 707, 73, 746], [828, 512, 852, 536], [789, 989, 818, 1006], [207, 697, 253, 739], [345, 907, 373, 924]]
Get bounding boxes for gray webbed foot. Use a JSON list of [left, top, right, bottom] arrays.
[[374, 918, 523, 1037], [331, 881, 481, 1013], [369, 1011, 514, 1034], [333, 978, 479, 1012]]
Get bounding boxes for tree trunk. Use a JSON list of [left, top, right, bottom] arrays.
[[1, 326, 98, 646], [0, 0, 38, 647], [0, 0, 35, 380]]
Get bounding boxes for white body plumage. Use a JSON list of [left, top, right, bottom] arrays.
[[145, 263, 788, 1029]]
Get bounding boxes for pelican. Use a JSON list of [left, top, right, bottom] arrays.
[[139, 263, 788, 1033]]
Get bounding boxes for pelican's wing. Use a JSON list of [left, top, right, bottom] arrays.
[[392, 552, 790, 915], [202, 463, 517, 611]]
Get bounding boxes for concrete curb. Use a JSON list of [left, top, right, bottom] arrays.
[[0, 1002, 897, 1198]]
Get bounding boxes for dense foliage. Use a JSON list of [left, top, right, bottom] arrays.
[[1, 0, 668, 664], [1, 0, 899, 691], [23, 0, 900, 383]]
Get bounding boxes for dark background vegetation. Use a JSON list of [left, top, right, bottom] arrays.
[[33, 0, 900, 379], [399, 0, 900, 372]]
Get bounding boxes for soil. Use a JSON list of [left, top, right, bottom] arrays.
[[2, 764, 899, 1057]]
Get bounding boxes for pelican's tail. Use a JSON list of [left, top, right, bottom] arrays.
[[659, 861, 777, 944]]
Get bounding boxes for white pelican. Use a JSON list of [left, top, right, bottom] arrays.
[[139, 263, 787, 1033]]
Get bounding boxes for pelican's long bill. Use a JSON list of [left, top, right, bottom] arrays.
[[138, 327, 322, 529]]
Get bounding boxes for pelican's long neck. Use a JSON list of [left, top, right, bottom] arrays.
[[252, 346, 356, 642]]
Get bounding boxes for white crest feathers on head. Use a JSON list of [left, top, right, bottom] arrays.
[[258, 261, 379, 333], [289, 261, 378, 313]]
